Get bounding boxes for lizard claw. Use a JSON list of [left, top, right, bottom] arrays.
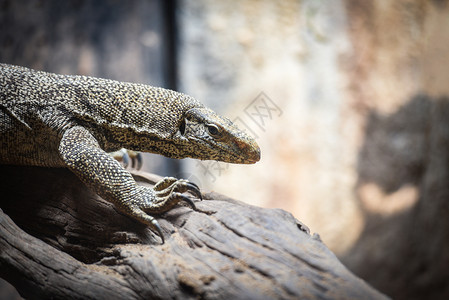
[[185, 180, 200, 191], [126, 204, 166, 244], [110, 148, 142, 170], [125, 177, 202, 243], [184, 181, 202, 200], [111, 148, 130, 168], [135, 177, 202, 215], [153, 220, 165, 244], [131, 151, 143, 170], [172, 192, 197, 210]]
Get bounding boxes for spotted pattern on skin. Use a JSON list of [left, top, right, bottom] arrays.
[[0, 63, 260, 243]]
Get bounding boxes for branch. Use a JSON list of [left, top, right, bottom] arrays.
[[0, 166, 388, 299]]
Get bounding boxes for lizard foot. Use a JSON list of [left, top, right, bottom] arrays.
[[151, 177, 202, 211], [127, 177, 202, 244]]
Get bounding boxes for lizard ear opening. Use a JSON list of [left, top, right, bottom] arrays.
[[179, 119, 186, 135]]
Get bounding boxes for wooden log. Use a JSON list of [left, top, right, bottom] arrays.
[[0, 166, 388, 299]]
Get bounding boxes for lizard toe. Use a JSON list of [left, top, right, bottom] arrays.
[[154, 178, 202, 200], [163, 180, 202, 201], [130, 151, 143, 170], [128, 205, 165, 244], [153, 177, 178, 191], [110, 148, 130, 168]]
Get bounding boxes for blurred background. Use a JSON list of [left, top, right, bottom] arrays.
[[1, 0, 449, 299]]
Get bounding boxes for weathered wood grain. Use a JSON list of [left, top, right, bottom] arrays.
[[0, 166, 388, 299]]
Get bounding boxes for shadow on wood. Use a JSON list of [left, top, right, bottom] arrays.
[[0, 166, 387, 299]]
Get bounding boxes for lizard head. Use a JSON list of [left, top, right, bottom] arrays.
[[174, 107, 260, 164]]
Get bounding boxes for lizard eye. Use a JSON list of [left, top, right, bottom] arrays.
[[206, 124, 220, 137]]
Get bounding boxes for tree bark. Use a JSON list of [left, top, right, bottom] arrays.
[[0, 166, 387, 300]]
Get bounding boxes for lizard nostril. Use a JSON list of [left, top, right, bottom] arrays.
[[234, 140, 260, 163], [234, 140, 248, 152]]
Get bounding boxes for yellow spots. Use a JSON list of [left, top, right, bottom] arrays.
[[1, 63, 260, 239]]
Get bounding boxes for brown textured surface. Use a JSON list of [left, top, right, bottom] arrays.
[[0, 166, 387, 299], [341, 1, 449, 299]]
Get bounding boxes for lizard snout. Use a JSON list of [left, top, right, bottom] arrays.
[[234, 139, 261, 164]]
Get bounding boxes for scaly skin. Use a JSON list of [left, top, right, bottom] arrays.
[[0, 63, 260, 243]]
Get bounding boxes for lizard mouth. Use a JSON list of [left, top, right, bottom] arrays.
[[245, 152, 261, 164]]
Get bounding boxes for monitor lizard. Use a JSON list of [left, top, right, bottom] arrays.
[[0, 63, 260, 243]]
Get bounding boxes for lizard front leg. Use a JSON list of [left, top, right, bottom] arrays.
[[58, 126, 200, 243]]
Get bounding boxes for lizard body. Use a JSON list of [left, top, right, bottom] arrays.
[[0, 63, 260, 242]]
